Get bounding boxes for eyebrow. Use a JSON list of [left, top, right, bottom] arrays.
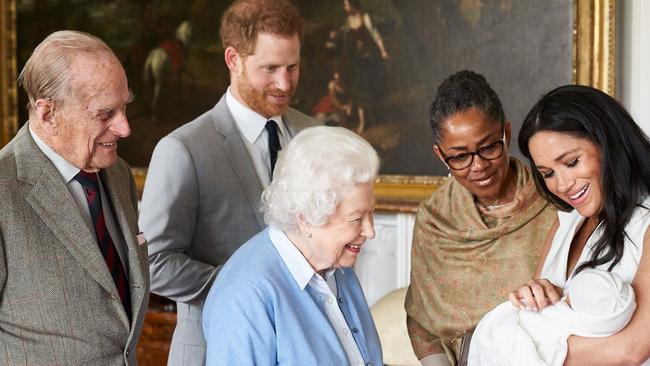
[[94, 107, 113, 117], [346, 205, 375, 216], [446, 130, 500, 151], [94, 93, 134, 117]]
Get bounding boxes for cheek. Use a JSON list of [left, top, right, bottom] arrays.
[[496, 155, 510, 174], [544, 178, 560, 196], [588, 164, 603, 193], [290, 71, 300, 84], [452, 173, 475, 193], [248, 72, 269, 89], [450, 169, 470, 182]]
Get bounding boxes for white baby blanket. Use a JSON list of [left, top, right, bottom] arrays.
[[468, 269, 636, 366]]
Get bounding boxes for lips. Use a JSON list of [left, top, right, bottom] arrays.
[[98, 141, 117, 147], [344, 244, 362, 253], [568, 183, 589, 203], [471, 171, 496, 187], [267, 94, 289, 104]]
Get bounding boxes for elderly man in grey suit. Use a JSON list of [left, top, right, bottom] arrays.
[[138, 0, 320, 364], [0, 31, 149, 365]]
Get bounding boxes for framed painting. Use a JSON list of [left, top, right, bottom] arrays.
[[0, 0, 615, 210]]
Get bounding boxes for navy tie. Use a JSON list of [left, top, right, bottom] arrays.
[[265, 120, 281, 175], [74, 171, 131, 321]]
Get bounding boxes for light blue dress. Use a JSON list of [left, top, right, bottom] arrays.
[[202, 228, 382, 365]]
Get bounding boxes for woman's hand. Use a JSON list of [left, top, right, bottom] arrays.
[[508, 278, 562, 312]]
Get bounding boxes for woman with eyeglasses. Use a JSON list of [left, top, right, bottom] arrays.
[[405, 70, 557, 366]]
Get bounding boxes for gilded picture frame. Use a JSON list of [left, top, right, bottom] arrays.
[[0, 0, 615, 211]]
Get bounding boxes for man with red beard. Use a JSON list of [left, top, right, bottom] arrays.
[[138, 1, 319, 364]]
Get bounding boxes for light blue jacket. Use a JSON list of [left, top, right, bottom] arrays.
[[203, 229, 382, 365]]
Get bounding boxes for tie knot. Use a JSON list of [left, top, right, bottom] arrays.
[[74, 170, 99, 190], [265, 119, 279, 134]]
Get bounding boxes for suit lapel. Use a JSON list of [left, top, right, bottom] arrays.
[[101, 166, 147, 325], [212, 96, 266, 229], [15, 128, 117, 298]]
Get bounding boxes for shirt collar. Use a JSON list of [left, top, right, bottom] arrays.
[[269, 227, 336, 290], [226, 87, 284, 144], [29, 124, 81, 183]]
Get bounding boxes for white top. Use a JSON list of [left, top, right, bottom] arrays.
[[28, 125, 129, 271], [541, 196, 650, 288], [269, 227, 365, 366], [226, 87, 290, 187]]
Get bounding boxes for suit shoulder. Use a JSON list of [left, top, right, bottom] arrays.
[[0, 142, 20, 184], [168, 109, 220, 141], [0, 135, 19, 162], [0, 145, 17, 171], [285, 107, 321, 130]]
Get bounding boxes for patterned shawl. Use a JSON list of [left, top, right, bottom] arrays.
[[405, 158, 557, 365]]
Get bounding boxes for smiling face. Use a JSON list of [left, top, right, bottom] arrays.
[[50, 52, 131, 172], [228, 32, 300, 118], [434, 108, 514, 205], [301, 182, 375, 271], [528, 131, 603, 217]]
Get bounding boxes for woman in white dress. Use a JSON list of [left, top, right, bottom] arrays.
[[511, 84, 650, 365]]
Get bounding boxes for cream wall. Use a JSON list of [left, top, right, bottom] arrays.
[[619, 0, 650, 135]]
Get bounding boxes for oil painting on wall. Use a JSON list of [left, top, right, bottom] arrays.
[[3, 0, 612, 182]]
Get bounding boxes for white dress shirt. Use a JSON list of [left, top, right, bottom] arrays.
[[269, 227, 366, 366], [29, 125, 129, 272], [226, 88, 290, 187]]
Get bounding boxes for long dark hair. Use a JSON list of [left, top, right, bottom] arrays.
[[519, 85, 650, 273]]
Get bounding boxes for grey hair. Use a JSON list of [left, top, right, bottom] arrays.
[[261, 126, 380, 232], [17, 30, 115, 112]]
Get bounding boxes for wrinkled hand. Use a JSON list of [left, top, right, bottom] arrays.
[[508, 278, 563, 312]]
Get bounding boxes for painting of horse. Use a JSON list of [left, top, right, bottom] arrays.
[[143, 20, 195, 120]]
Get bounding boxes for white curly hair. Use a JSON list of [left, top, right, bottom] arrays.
[[261, 126, 379, 232]]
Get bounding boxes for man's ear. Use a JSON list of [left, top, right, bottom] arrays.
[[433, 145, 450, 170], [34, 98, 58, 135], [224, 46, 241, 74]]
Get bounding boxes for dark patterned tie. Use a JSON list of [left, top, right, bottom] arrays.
[[74, 171, 131, 321], [265, 120, 282, 175]]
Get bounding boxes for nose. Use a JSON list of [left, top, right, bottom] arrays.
[[111, 112, 131, 138], [469, 153, 489, 171], [361, 215, 375, 240], [555, 171, 574, 194], [274, 69, 292, 92]]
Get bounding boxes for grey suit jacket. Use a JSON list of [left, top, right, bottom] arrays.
[[0, 126, 150, 366], [139, 94, 319, 365]]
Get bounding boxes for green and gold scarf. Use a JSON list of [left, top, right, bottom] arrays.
[[405, 158, 557, 365]]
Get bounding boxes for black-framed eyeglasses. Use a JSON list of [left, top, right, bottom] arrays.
[[437, 130, 506, 170]]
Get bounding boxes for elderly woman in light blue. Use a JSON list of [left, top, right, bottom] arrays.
[[202, 126, 383, 366]]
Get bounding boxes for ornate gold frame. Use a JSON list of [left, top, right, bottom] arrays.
[[1, 0, 18, 147], [0, 0, 616, 211]]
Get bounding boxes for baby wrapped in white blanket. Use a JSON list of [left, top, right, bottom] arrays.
[[468, 268, 636, 366]]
